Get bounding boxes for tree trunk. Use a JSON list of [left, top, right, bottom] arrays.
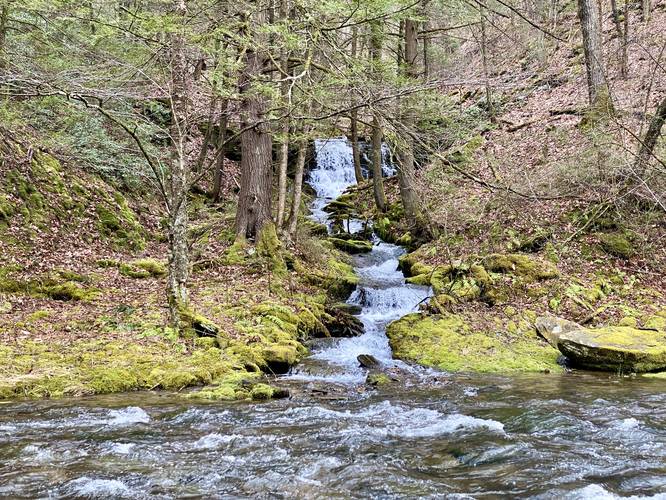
[[276, 0, 290, 228], [167, 0, 191, 328], [422, 0, 430, 80], [577, 0, 611, 111], [479, 6, 495, 121], [397, 18, 428, 236], [370, 20, 387, 212], [287, 137, 307, 236], [371, 113, 387, 212], [350, 26, 363, 183], [635, 96, 666, 174], [0, 4, 9, 69], [211, 99, 228, 203], [235, 10, 273, 240], [642, 0, 650, 22], [610, 0, 628, 78]]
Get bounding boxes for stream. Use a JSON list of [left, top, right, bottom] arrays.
[[2, 138, 666, 498]]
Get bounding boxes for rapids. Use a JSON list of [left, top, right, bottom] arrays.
[[1, 137, 666, 498]]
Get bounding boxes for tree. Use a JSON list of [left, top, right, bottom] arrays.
[[396, 16, 428, 236], [276, 0, 291, 228], [370, 20, 387, 212], [635, 96, 666, 175], [349, 26, 364, 184], [235, 4, 274, 241], [577, 0, 612, 112]]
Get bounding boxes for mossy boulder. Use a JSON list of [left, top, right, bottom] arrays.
[[119, 259, 167, 279], [261, 344, 300, 374], [483, 253, 559, 281], [599, 233, 635, 259], [328, 237, 373, 254], [538, 319, 666, 372], [387, 313, 561, 373]]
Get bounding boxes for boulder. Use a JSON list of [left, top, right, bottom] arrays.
[[357, 354, 381, 369], [535, 315, 581, 347], [328, 237, 373, 254], [536, 316, 666, 372], [324, 306, 364, 337]]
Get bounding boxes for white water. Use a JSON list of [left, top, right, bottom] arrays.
[[289, 137, 431, 384]]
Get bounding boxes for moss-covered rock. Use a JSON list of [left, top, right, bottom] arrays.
[[387, 313, 561, 373], [328, 237, 373, 254], [483, 253, 559, 280], [555, 325, 666, 372], [599, 233, 635, 259]]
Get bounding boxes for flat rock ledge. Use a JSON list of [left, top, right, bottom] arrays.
[[536, 316, 666, 372]]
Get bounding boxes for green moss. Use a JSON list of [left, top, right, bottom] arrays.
[[328, 237, 373, 254], [483, 253, 559, 281], [95, 194, 145, 251], [250, 383, 274, 400], [257, 223, 288, 276], [119, 258, 167, 279], [0, 340, 241, 399], [387, 313, 561, 373], [599, 233, 635, 259], [367, 373, 392, 386]]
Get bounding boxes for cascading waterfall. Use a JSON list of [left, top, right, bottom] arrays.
[[287, 137, 431, 384]]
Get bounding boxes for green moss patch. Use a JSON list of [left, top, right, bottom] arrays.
[[387, 313, 561, 373]]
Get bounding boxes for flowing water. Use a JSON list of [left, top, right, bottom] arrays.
[[2, 138, 666, 499]]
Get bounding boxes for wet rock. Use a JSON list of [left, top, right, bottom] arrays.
[[324, 306, 364, 337], [535, 315, 581, 347], [328, 237, 373, 254], [262, 345, 300, 374], [366, 372, 391, 386], [558, 326, 666, 372], [357, 354, 381, 369], [537, 315, 666, 372]]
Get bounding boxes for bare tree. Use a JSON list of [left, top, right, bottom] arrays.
[[370, 20, 387, 212], [577, 0, 612, 112]]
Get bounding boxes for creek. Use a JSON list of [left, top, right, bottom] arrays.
[[1, 138, 666, 498]]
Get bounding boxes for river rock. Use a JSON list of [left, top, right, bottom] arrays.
[[328, 237, 373, 254], [324, 306, 364, 337], [357, 354, 380, 369], [535, 316, 581, 347], [536, 315, 666, 372]]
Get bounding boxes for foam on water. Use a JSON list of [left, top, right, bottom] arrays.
[[66, 477, 130, 498], [107, 406, 150, 425]]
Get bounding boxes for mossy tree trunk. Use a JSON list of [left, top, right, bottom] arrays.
[[167, 0, 191, 328], [370, 20, 387, 212], [235, 5, 273, 240]]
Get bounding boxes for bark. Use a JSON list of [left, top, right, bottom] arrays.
[[276, 0, 290, 228], [642, 0, 650, 22], [397, 18, 428, 235], [350, 26, 363, 183], [479, 6, 495, 121], [577, 0, 611, 110], [422, 0, 430, 80], [211, 99, 228, 203], [635, 96, 666, 174], [370, 21, 387, 212], [235, 8, 273, 240], [167, 0, 191, 327], [0, 4, 8, 69], [371, 113, 387, 212], [610, 0, 628, 78], [287, 138, 307, 236]]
